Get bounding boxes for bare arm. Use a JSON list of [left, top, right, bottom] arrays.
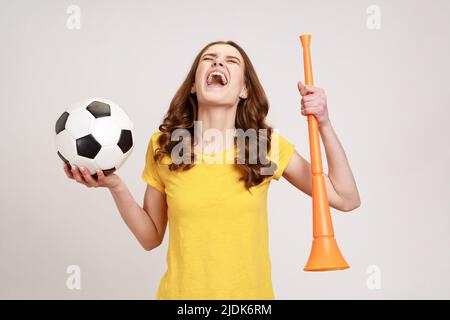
[[283, 122, 361, 212], [64, 163, 168, 250], [109, 182, 167, 250], [318, 121, 360, 209]]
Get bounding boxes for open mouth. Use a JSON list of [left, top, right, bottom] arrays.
[[206, 70, 229, 89]]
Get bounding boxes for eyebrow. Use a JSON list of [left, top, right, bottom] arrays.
[[201, 52, 241, 63]]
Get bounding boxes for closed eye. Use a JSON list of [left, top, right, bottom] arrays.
[[202, 57, 238, 64]]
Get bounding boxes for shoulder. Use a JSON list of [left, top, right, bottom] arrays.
[[150, 130, 164, 143], [147, 130, 164, 150], [267, 129, 296, 180], [269, 129, 295, 155], [146, 130, 173, 165]]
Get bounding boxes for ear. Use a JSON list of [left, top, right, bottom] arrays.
[[191, 83, 196, 94], [239, 86, 248, 99]]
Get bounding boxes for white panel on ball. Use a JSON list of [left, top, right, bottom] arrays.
[[55, 130, 77, 162], [94, 145, 124, 170], [116, 148, 134, 170], [65, 108, 96, 139], [71, 155, 98, 175], [110, 104, 133, 130], [92, 117, 121, 146]]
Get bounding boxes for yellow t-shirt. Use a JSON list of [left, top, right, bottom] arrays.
[[141, 130, 295, 300]]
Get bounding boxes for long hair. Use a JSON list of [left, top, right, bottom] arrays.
[[154, 40, 277, 190]]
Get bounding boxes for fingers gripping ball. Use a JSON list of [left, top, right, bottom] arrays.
[[55, 97, 134, 176], [92, 168, 114, 180]]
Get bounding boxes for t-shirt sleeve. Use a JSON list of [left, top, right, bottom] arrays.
[[141, 132, 166, 193], [270, 130, 296, 181]]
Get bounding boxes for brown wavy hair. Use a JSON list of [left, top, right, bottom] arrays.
[[154, 40, 277, 191]]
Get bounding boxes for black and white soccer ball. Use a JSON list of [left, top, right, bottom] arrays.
[[55, 97, 134, 177]]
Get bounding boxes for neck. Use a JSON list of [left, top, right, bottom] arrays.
[[194, 102, 237, 151]]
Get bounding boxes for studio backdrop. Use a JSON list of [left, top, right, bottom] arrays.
[[0, 0, 449, 299]]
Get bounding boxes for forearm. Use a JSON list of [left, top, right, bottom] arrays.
[[319, 121, 361, 206], [108, 181, 161, 249]]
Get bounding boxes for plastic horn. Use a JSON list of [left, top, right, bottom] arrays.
[[300, 34, 350, 271]]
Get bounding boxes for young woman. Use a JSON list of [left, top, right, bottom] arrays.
[[63, 40, 361, 300]]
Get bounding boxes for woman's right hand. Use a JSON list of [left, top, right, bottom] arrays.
[[63, 163, 122, 190]]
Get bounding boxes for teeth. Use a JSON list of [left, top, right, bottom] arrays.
[[207, 71, 228, 85]]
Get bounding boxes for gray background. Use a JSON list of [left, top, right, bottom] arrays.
[[1, 0, 449, 299]]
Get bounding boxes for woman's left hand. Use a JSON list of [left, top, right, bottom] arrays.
[[297, 81, 331, 128]]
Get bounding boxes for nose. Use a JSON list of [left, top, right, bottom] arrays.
[[212, 59, 224, 67]]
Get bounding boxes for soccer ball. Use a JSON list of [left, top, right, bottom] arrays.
[[55, 97, 134, 177]]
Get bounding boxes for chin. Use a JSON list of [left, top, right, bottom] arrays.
[[199, 91, 233, 105]]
